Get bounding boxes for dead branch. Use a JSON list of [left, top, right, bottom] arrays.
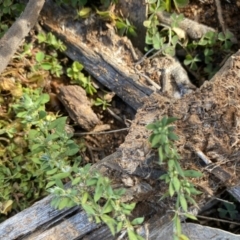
[[0, 0, 45, 75]]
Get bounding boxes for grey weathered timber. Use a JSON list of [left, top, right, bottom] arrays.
[[40, 0, 154, 111], [0, 0, 45, 74]]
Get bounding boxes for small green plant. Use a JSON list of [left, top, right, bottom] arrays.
[[35, 51, 63, 77], [37, 32, 67, 52], [50, 168, 144, 240], [0, 88, 80, 220], [67, 61, 97, 95], [184, 30, 235, 79], [218, 201, 238, 220], [144, 1, 185, 56], [147, 117, 203, 240], [94, 97, 111, 110], [183, 54, 201, 71], [115, 18, 137, 37]]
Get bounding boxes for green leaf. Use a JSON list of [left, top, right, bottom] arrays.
[[174, 215, 182, 235], [189, 187, 202, 195], [48, 117, 67, 131], [46, 181, 56, 189], [102, 200, 113, 214], [127, 229, 138, 240], [172, 176, 181, 192], [183, 213, 198, 220], [185, 195, 198, 207], [183, 170, 203, 178], [174, 0, 189, 8], [86, 178, 98, 186], [37, 32, 47, 43], [58, 197, 69, 210], [82, 203, 96, 216], [131, 217, 144, 225], [46, 168, 58, 175], [36, 51, 45, 62], [151, 134, 162, 147], [38, 94, 50, 105], [179, 234, 190, 240], [94, 183, 103, 202], [50, 172, 70, 180], [55, 178, 64, 188], [121, 202, 136, 211], [169, 181, 175, 197], [101, 214, 117, 235], [179, 194, 188, 211], [117, 221, 123, 233], [41, 62, 52, 70], [168, 132, 179, 141], [77, 7, 91, 18], [72, 177, 81, 186], [81, 192, 89, 204]]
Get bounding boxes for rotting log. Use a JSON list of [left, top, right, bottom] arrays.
[[40, 0, 154, 111]]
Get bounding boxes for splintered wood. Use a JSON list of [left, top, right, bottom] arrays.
[[118, 50, 240, 195]]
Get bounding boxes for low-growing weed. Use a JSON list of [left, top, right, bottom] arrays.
[[147, 117, 203, 240]]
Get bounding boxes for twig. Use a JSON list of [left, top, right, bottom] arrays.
[[196, 214, 240, 226], [215, 0, 226, 33], [156, 11, 215, 39], [134, 48, 161, 91], [74, 127, 129, 136], [106, 108, 125, 125]]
